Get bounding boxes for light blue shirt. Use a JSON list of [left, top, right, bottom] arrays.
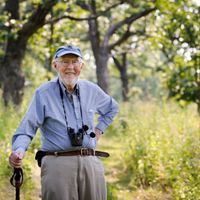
[[12, 78, 118, 153]]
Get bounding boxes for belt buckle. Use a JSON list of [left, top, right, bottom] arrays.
[[80, 148, 87, 156], [91, 148, 96, 156], [80, 148, 95, 156]]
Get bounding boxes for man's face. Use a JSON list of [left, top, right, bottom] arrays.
[[55, 54, 83, 88]]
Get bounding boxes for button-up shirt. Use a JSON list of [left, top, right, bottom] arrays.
[[12, 78, 118, 152]]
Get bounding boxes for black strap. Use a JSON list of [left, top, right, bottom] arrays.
[[57, 79, 69, 128], [57, 78, 85, 129], [10, 168, 23, 200]]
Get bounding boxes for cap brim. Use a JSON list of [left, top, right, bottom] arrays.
[[56, 51, 82, 58]]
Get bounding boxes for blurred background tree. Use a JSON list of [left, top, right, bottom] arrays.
[[0, 0, 58, 105], [150, 0, 200, 113], [0, 1, 199, 200], [0, 0, 199, 112]]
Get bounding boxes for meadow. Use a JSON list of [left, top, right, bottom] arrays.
[[0, 98, 199, 200], [104, 101, 200, 200]]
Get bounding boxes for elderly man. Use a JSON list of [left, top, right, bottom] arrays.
[[9, 45, 118, 200]]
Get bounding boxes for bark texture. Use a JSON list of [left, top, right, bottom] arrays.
[[1, 0, 57, 105]]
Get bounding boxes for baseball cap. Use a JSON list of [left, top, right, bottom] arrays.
[[54, 45, 83, 58]]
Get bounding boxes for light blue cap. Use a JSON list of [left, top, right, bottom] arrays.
[[54, 45, 82, 58]]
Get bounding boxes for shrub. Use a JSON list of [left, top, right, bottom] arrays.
[[118, 101, 200, 199]]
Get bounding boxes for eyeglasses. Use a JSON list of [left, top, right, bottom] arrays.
[[57, 59, 81, 67]]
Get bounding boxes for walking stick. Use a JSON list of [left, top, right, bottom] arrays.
[[10, 168, 23, 200]]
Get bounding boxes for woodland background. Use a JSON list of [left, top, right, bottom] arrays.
[[0, 0, 199, 200]]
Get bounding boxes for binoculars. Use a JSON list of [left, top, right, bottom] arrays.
[[68, 125, 96, 146]]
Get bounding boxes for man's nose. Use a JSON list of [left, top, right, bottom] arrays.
[[66, 62, 74, 68]]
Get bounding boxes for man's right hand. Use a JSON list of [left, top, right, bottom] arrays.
[[9, 151, 25, 168]]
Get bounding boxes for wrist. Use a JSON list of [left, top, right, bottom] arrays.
[[95, 128, 103, 134]]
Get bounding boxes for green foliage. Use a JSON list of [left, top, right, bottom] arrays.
[[0, 92, 199, 199], [0, 102, 24, 140], [150, 0, 200, 112], [0, 1, 199, 199], [108, 101, 200, 199], [0, 102, 35, 199], [167, 63, 199, 103], [0, 144, 35, 200], [0, 53, 51, 198], [107, 183, 118, 200]]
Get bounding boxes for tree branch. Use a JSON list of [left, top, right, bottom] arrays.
[[75, 1, 90, 11], [104, 7, 156, 45], [109, 29, 144, 50], [112, 55, 123, 70], [45, 1, 124, 24], [87, 1, 101, 57], [17, 0, 57, 40], [4, 0, 20, 19], [45, 14, 97, 24], [77, 0, 124, 13]]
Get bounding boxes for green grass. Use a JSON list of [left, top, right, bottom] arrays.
[[0, 99, 199, 200], [99, 100, 200, 200]]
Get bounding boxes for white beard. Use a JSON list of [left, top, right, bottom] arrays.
[[58, 74, 79, 90]]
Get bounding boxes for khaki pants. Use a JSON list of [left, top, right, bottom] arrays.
[[41, 155, 107, 200]]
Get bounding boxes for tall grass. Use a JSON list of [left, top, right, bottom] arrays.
[[106, 100, 200, 200], [0, 92, 199, 199], [0, 93, 37, 199]]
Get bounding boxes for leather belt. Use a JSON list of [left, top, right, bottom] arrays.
[[45, 148, 110, 157], [35, 148, 109, 167]]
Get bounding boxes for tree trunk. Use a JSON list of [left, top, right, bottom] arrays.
[[75, 2, 155, 95], [121, 53, 129, 101], [1, 0, 57, 105], [86, 2, 110, 93], [5, 0, 19, 19], [95, 48, 109, 93], [113, 53, 129, 101], [2, 37, 27, 105], [2, 0, 24, 105], [198, 102, 200, 116], [44, 9, 54, 74]]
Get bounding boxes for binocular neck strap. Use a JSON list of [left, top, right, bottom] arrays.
[[57, 78, 84, 129]]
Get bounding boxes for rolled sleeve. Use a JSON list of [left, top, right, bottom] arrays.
[[95, 87, 118, 132]]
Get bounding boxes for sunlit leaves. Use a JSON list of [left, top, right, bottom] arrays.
[[149, 0, 200, 111]]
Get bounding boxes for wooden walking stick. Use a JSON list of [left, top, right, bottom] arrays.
[[10, 168, 23, 200]]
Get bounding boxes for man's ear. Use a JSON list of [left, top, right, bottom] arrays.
[[80, 62, 84, 69], [52, 59, 57, 71]]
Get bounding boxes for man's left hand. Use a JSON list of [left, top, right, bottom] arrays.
[[95, 128, 103, 141]]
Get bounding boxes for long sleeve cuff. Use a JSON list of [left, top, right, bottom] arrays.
[[13, 147, 26, 154], [12, 135, 32, 152], [95, 122, 108, 133]]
